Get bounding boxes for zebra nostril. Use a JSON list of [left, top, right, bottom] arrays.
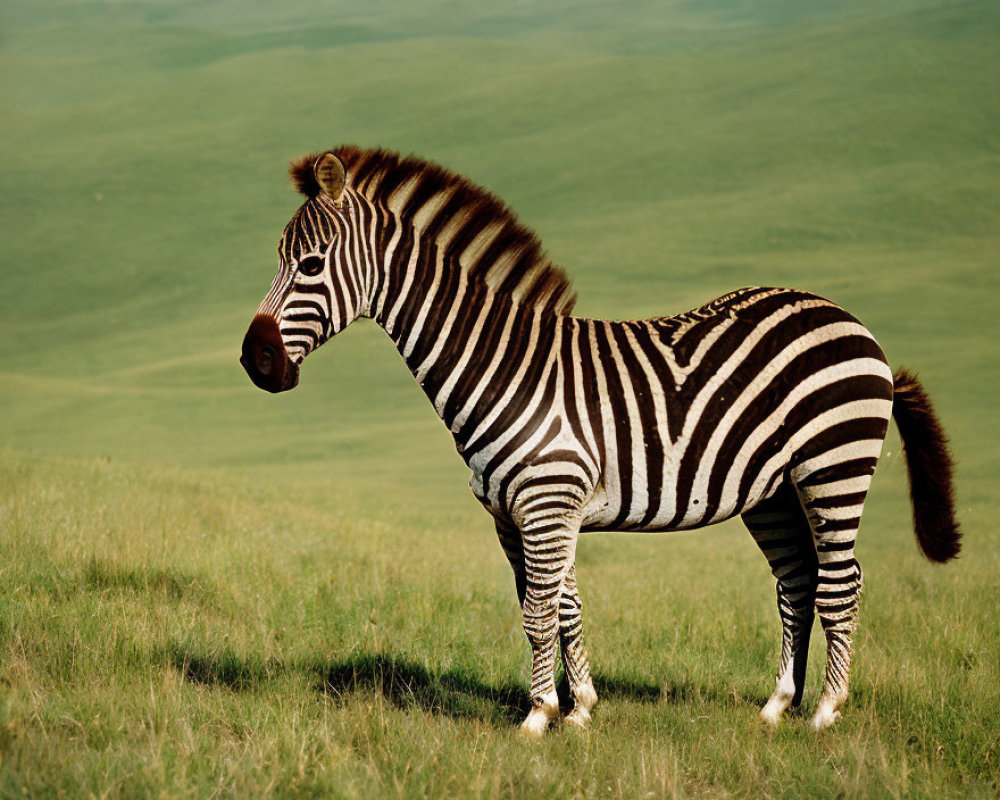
[[257, 346, 275, 376], [242, 314, 292, 392]]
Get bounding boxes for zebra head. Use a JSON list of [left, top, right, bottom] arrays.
[[241, 152, 371, 392]]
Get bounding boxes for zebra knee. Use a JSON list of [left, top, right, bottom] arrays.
[[522, 594, 559, 646], [778, 579, 815, 619], [558, 592, 582, 632]]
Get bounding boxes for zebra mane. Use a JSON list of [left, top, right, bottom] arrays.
[[290, 146, 577, 317]]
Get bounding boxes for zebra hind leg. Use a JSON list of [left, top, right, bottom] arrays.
[[793, 463, 874, 731], [495, 519, 527, 606], [743, 486, 818, 726]]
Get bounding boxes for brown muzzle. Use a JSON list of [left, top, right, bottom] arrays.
[[240, 314, 299, 393]]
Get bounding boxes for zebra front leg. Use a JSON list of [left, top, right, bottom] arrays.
[[559, 565, 598, 728], [518, 514, 580, 738], [497, 519, 594, 729], [498, 518, 596, 728]]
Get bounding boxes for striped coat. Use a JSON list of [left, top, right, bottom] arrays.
[[242, 147, 960, 735]]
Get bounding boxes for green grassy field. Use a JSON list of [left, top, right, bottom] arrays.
[[1, 0, 998, 796]]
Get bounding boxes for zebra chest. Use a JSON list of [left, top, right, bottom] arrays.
[[463, 418, 599, 521]]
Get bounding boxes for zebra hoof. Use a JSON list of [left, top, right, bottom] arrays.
[[564, 706, 592, 729], [759, 661, 796, 727], [520, 711, 552, 739], [759, 689, 795, 727], [520, 694, 559, 738], [573, 681, 598, 715], [759, 705, 783, 727], [810, 698, 843, 731]]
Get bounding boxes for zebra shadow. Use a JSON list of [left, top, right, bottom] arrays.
[[314, 653, 669, 725], [158, 640, 669, 726]]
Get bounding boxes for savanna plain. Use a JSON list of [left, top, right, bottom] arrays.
[[1, 1, 998, 797]]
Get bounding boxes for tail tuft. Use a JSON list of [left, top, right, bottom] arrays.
[[892, 369, 961, 562]]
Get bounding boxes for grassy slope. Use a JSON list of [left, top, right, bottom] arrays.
[[1, 0, 998, 796]]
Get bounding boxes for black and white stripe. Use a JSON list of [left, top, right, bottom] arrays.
[[243, 147, 959, 735]]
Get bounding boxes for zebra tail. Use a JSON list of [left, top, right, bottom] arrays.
[[891, 368, 962, 562]]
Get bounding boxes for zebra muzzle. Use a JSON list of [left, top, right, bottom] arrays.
[[240, 314, 299, 393]]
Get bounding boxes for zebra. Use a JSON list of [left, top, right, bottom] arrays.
[[240, 147, 961, 736]]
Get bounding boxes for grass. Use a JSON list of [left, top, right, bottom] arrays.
[[1, 454, 997, 797], [1, 0, 998, 796]]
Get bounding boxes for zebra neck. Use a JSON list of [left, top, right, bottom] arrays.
[[374, 279, 557, 450]]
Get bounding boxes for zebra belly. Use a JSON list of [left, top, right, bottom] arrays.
[[580, 379, 894, 533], [578, 470, 779, 533]]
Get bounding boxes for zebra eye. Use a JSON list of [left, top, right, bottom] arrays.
[[298, 256, 325, 277]]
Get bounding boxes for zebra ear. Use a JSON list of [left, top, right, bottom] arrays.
[[313, 152, 346, 202]]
